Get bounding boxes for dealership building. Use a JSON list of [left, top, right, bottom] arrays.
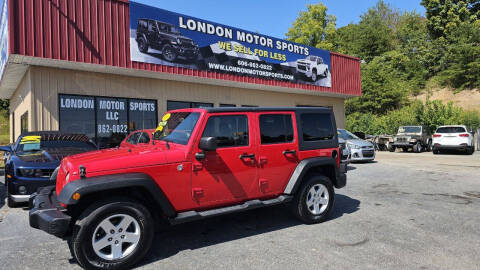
[[0, 0, 361, 148]]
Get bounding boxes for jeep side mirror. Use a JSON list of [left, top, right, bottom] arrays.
[[198, 137, 217, 151], [0, 145, 12, 152]]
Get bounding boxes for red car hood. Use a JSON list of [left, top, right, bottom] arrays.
[[60, 142, 187, 181]]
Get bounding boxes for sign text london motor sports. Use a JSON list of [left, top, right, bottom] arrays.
[[129, 1, 331, 87]]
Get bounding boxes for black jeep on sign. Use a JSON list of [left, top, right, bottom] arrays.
[[136, 18, 199, 62]]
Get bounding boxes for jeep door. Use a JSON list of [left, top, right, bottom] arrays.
[[255, 112, 299, 196], [191, 113, 258, 207]]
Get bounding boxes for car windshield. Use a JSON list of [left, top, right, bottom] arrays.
[[398, 126, 421, 134], [306, 55, 316, 61], [16, 135, 97, 153], [337, 129, 359, 140], [436, 127, 466, 133], [153, 112, 200, 145]]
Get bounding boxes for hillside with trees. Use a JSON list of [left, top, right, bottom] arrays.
[[286, 0, 480, 134]]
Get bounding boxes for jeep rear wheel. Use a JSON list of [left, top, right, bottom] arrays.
[[292, 175, 334, 224], [413, 142, 422, 153], [69, 198, 154, 270], [162, 44, 177, 62], [137, 37, 148, 53]]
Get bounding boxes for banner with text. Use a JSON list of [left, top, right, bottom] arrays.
[[129, 2, 331, 87], [0, 0, 8, 80]]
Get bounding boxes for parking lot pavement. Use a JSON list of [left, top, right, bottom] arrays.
[[0, 151, 479, 270]]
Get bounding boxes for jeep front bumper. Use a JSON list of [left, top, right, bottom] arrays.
[[29, 186, 71, 238]]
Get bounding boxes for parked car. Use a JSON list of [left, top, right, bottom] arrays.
[[0, 132, 97, 207], [389, 126, 432, 153], [337, 129, 375, 162], [432, 125, 475, 155], [29, 107, 347, 270], [120, 129, 155, 148], [338, 137, 351, 163], [296, 55, 329, 82], [136, 18, 199, 62]]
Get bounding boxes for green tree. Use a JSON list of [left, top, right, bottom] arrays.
[[421, 0, 480, 39], [286, 3, 337, 50]]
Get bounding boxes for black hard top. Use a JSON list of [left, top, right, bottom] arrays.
[[140, 18, 173, 26], [203, 107, 333, 113]]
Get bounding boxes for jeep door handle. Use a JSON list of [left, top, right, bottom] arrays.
[[239, 154, 255, 159], [283, 150, 297, 155]]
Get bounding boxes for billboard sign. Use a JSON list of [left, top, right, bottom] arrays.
[[0, 0, 8, 80], [129, 2, 331, 87]]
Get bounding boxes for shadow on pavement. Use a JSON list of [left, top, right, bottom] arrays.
[[138, 194, 360, 267]]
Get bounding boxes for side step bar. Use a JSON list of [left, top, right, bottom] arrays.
[[170, 195, 293, 225]]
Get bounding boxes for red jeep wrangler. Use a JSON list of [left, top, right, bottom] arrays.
[[29, 107, 347, 269]]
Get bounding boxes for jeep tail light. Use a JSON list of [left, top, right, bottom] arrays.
[[459, 133, 470, 137], [433, 134, 441, 138]]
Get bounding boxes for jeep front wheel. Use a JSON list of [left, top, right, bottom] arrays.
[[311, 69, 318, 81], [292, 175, 334, 224], [162, 44, 177, 62], [69, 198, 154, 270]]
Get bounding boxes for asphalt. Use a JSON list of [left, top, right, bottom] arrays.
[[0, 151, 479, 269]]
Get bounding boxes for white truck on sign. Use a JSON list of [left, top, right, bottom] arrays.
[[296, 55, 329, 82]]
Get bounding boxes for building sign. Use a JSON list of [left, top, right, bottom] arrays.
[[59, 94, 157, 149], [129, 2, 331, 87], [0, 0, 8, 80]]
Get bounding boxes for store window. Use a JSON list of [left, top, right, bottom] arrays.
[[220, 104, 236, 107], [59, 95, 96, 138], [167, 100, 214, 111], [241, 105, 258, 107], [20, 112, 28, 134], [59, 94, 157, 148]]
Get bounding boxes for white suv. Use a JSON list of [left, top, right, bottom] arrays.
[[432, 125, 475, 155], [296, 55, 329, 82]]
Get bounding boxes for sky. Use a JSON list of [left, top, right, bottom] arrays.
[[132, 0, 425, 40]]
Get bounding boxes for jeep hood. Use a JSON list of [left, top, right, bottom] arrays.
[[61, 143, 187, 176]]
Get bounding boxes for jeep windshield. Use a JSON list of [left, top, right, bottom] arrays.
[[153, 112, 200, 145], [398, 126, 421, 134]]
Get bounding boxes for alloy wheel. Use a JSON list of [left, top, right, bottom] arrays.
[[91, 214, 141, 261], [305, 184, 329, 215]]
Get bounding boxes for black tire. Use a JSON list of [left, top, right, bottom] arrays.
[[426, 140, 432, 152], [323, 68, 328, 77], [433, 149, 439, 155], [413, 142, 422, 153], [388, 144, 395, 152], [69, 198, 154, 270], [137, 37, 148, 53], [311, 69, 318, 82], [291, 175, 335, 224], [162, 44, 177, 62], [467, 147, 474, 155]]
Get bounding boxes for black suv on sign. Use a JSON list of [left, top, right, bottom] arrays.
[[136, 18, 199, 62]]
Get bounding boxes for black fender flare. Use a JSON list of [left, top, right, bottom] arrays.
[[283, 157, 345, 194], [58, 173, 176, 217]]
